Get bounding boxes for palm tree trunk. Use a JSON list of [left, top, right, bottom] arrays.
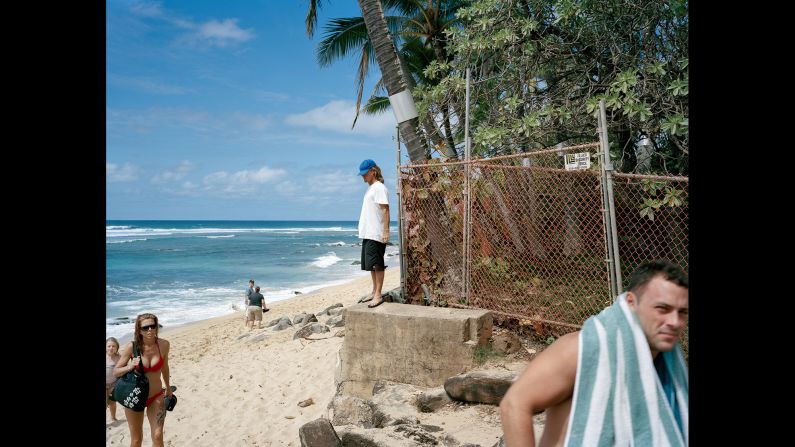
[[358, 0, 428, 162]]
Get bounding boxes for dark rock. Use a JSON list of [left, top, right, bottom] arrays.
[[327, 307, 345, 316], [318, 303, 343, 316], [338, 431, 379, 447], [273, 319, 293, 331], [444, 370, 518, 405], [327, 315, 345, 328], [394, 425, 438, 445], [294, 323, 330, 340], [298, 418, 342, 447]]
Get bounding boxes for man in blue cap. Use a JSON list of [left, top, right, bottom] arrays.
[[357, 159, 390, 308]]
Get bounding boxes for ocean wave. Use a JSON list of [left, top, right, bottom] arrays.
[[107, 238, 147, 244], [326, 241, 346, 246], [311, 252, 342, 268], [106, 225, 133, 230], [106, 226, 357, 238], [206, 235, 235, 239]]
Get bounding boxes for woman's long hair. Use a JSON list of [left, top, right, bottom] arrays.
[[371, 165, 384, 183], [133, 313, 159, 351]]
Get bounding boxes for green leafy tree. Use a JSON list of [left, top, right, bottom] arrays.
[[419, 0, 689, 174]]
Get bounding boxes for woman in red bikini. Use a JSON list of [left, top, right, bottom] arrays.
[[114, 313, 172, 447]]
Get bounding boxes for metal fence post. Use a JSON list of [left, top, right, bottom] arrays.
[[598, 100, 623, 295], [463, 68, 472, 304], [396, 124, 406, 300]]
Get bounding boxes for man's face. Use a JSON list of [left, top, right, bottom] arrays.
[[249, 282, 254, 288], [362, 170, 373, 183], [626, 275, 688, 356]]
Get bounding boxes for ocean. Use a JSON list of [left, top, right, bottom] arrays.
[[106, 220, 399, 340]]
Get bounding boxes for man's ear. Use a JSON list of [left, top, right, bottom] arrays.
[[626, 291, 637, 308]]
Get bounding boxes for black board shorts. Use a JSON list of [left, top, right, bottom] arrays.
[[361, 239, 387, 271]]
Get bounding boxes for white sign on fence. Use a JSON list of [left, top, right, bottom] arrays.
[[564, 152, 591, 171]]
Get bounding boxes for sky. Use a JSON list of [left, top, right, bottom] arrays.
[[107, 0, 406, 221]]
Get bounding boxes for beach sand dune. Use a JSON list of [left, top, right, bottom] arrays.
[[107, 270, 399, 446]]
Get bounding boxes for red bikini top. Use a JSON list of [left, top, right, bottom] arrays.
[[141, 342, 163, 373]]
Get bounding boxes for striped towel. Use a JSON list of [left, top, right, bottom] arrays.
[[563, 293, 688, 446]]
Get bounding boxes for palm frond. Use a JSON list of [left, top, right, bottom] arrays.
[[305, 0, 324, 38], [316, 16, 407, 67], [353, 45, 371, 129], [317, 17, 370, 67], [362, 95, 392, 115]]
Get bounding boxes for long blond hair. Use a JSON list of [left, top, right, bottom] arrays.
[[370, 165, 384, 183]]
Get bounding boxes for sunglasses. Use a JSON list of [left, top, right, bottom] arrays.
[[140, 324, 158, 332]]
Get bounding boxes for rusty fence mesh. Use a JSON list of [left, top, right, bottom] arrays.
[[398, 142, 689, 353]]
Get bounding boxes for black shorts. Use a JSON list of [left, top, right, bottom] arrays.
[[361, 239, 387, 271]]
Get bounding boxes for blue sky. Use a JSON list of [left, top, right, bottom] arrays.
[[107, 0, 404, 220]]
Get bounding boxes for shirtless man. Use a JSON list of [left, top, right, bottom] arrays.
[[500, 260, 688, 446]]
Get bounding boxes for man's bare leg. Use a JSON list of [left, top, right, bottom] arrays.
[[373, 269, 385, 303]]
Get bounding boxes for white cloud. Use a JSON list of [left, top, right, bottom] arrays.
[[284, 100, 396, 137], [253, 90, 289, 102], [126, 2, 254, 48], [107, 107, 271, 138], [129, 1, 163, 18], [151, 160, 196, 184], [108, 74, 193, 95], [201, 166, 287, 196], [195, 19, 255, 46], [308, 170, 362, 195], [274, 181, 300, 196], [107, 162, 140, 182]]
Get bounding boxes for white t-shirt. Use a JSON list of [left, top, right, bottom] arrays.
[[358, 181, 389, 242]]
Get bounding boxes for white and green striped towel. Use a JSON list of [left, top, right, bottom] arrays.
[[564, 293, 688, 446]]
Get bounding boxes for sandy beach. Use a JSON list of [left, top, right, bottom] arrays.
[[106, 269, 535, 446], [104, 270, 394, 445]]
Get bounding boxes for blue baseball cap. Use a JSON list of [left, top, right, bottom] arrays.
[[358, 159, 376, 176]]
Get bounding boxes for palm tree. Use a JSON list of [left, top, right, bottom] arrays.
[[306, 0, 465, 161]]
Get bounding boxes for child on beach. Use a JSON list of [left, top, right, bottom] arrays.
[[106, 337, 121, 422]]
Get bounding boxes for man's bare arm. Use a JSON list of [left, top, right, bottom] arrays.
[[500, 331, 579, 447], [379, 203, 390, 243]]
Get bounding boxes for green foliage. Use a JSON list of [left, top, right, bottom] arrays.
[[416, 0, 688, 173], [638, 179, 687, 221], [475, 256, 515, 282]]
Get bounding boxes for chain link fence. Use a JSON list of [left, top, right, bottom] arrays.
[[398, 142, 689, 352]]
